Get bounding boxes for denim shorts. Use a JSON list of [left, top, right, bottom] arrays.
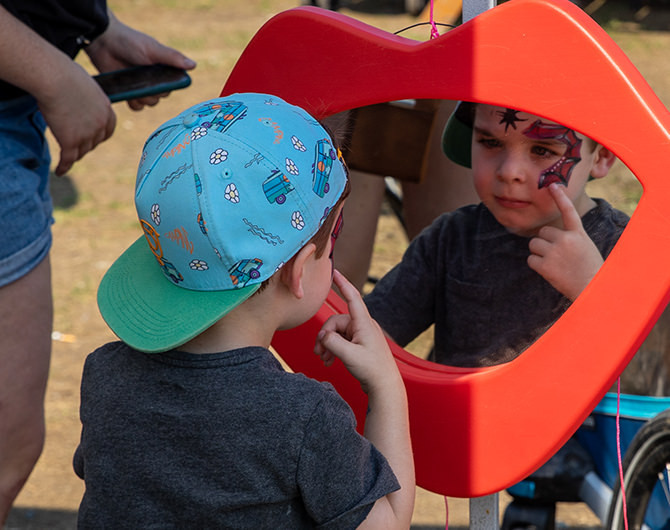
[[0, 95, 53, 288]]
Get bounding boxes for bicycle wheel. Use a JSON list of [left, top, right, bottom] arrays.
[[606, 409, 670, 530]]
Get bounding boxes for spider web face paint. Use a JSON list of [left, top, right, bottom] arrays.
[[497, 108, 527, 132], [523, 120, 582, 188]]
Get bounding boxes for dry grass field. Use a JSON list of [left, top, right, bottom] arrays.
[[5, 0, 670, 527]]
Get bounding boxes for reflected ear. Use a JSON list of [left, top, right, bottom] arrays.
[[590, 145, 617, 180], [281, 243, 317, 300]]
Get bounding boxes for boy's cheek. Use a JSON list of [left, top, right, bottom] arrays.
[[471, 170, 489, 193]]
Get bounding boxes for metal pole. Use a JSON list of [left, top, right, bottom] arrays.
[[449, 0, 501, 526], [462, 0, 496, 21], [459, 0, 500, 519], [470, 495, 501, 529]]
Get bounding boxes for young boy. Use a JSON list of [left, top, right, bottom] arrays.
[[364, 101, 629, 367], [73, 93, 414, 528]]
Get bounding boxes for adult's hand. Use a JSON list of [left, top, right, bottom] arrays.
[[85, 9, 196, 111]]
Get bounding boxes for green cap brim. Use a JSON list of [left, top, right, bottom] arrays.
[[97, 236, 260, 353], [442, 101, 474, 168]]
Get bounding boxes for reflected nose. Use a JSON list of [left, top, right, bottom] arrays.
[[497, 152, 527, 184]]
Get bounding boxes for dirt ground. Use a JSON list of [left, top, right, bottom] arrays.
[[5, 0, 670, 527]]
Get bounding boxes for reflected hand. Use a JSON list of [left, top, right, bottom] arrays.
[[527, 183, 603, 301]]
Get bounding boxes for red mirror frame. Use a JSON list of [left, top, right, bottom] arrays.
[[221, 0, 670, 497]]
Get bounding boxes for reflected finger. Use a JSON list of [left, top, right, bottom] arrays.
[[548, 183, 581, 231], [528, 236, 550, 257]]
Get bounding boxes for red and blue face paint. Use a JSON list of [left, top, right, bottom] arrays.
[[523, 120, 582, 189], [329, 210, 343, 262]]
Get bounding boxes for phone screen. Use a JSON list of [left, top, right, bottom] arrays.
[[94, 64, 191, 103]]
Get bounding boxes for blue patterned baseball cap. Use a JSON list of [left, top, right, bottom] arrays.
[[98, 93, 348, 352]]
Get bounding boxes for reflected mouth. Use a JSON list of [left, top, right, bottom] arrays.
[[495, 196, 531, 209]]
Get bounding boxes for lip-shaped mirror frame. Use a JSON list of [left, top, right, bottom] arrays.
[[221, 0, 670, 497]]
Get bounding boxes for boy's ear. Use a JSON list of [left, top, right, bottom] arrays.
[[590, 145, 617, 180], [280, 243, 317, 299]]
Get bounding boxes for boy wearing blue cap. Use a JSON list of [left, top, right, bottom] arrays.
[[73, 93, 414, 528], [365, 101, 628, 368]]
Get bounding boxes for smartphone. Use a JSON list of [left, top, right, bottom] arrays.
[[93, 64, 191, 103]]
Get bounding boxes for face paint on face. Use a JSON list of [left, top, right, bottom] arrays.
[[329, 211, 343, 262], [496, 108, 528, 132], [523, 120, 582, 189]]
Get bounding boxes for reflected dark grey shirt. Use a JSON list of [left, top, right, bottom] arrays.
[[364, 199, 628, 367]]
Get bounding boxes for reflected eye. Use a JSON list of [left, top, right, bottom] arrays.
[[532, 145, 560, 158], [477, 137, 501, 149]]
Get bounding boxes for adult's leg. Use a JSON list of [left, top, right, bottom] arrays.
[[335, 100, 478, 291], [333, 169, 386, 291], [0, 256, 52, 525]]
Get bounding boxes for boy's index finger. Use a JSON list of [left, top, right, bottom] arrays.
[[548, 182, 582, 231], [332, 269, 369, 319]]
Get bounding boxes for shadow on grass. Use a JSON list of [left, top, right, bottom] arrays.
[[4, 507, 77, 530], [4, 507, 604, 529], [49, 172, 79, 211], [586, 0, 670, 31], [327, 0, 670, 32], [5, 508, 460, 530]]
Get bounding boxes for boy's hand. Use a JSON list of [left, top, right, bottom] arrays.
[[527, 183, 603, 301], [314, 270, 399, 394], [318, 272, 415, 529]]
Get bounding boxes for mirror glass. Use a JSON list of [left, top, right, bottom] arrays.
[[328, 99, 641, 367]]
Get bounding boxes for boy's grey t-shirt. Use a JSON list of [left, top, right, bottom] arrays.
[[74, 342, 399, 529], [364, 199, 629, 367]]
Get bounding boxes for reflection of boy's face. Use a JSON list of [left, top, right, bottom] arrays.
[[471, 105, 600, 237]]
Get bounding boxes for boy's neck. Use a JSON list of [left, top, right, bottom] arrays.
[[178, 281, 290, 354], [179, 332, 271, 355], [179, 278, 300, 353], [573, 194, 597, 219]]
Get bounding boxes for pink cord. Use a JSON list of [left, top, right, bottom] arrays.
[[444, 495, 449, 530], [616, 377, 629, 529], [429, 0, 440, 39]]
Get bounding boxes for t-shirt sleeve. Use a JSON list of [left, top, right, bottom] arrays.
[[296, 386, 400, 529], [72, 352, 94, 481], [584, 199, 629, 259], [72, 445, 85, 479]]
